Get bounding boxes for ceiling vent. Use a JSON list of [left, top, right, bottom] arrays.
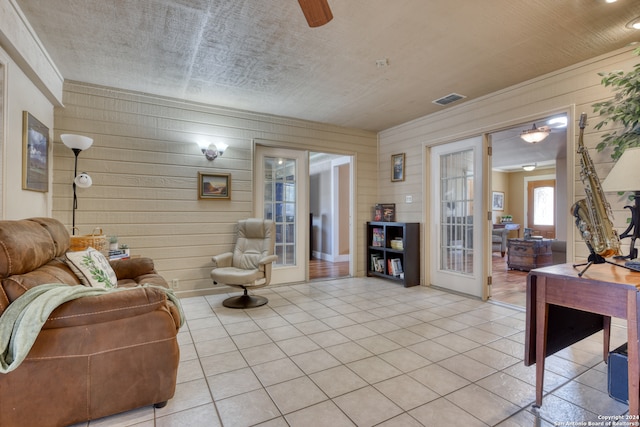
[[432, 93, 467, 106]]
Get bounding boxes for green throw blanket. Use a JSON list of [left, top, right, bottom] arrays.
[[0, 283, 184, 374]]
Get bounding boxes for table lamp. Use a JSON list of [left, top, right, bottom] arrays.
[[602, 147, 640, 259]]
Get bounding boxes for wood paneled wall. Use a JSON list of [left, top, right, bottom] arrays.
[[53, 82, 377, 297], [379, 46, 640, 275]]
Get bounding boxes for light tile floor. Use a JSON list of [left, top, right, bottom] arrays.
[[75, 277, 631, 426]]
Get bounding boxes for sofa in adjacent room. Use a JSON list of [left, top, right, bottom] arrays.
[[492, 228, 509, 257], [0, 217, 183, 427]]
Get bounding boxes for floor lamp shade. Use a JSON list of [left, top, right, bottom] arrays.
[[602, 147, 640, 192], [61, 134, 93, 151], [602, 147, 640, 260]]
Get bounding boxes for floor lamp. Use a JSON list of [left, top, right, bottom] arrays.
[[602, 147, 640, 260], [61, 134, 93, 235]]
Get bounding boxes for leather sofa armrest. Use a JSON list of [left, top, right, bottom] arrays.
[[110, 257, 157, 279], [43, 285, 180, 330]]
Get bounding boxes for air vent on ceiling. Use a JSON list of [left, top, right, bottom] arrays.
[[432, 93, 467, 106]]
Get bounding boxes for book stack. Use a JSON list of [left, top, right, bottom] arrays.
[[109, 250, 130, 260], [390, 238, 403, 250]]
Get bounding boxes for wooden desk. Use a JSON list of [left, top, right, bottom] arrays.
[[525, 263, 640, 415]]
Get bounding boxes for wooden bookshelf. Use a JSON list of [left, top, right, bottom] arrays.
[[366, 221, 420, 287]]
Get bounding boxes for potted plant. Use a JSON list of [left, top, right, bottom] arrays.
[[592, 47, 640, 160], [119, 244, 130, 256], [109, 235, 118, 251]]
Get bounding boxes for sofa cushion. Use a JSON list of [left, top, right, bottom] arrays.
[[0, 220, 57, 278], [65, 247, 118, 289]]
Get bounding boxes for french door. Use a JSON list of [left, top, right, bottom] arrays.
[[429, 137, 488, 298], [255, 145, 308, 284]]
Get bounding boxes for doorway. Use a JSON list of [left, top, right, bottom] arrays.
[[488, 112, 569, 306], [309, 152, 352, 280], [255, 144, 353, 284]]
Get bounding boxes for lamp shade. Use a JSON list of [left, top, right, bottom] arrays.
[[74, 173, 92, 188], [61, 134, 93, 151], [602, 147, 640, 192]]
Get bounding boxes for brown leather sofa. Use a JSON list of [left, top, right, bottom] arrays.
[[0, 217, 182, 427]]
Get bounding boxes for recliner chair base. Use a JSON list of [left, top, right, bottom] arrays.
[[223, 294, 268, 308]]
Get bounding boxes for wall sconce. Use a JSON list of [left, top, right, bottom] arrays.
[[198, 142, 228, 161], [61, 134, 93, 235], [522, 164, 536, 172], [520, 124, 550, 143]]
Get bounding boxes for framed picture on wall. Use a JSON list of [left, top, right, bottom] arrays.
[[492, 191, 504, 211], [198, 172, 231, 199], [22, 111, 50, 192], [391, 153, 405, 182]]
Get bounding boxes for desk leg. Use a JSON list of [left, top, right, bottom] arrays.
[[535, 276, 548, 408], [628, 291, 640, 417], [603, 316, 611, 363]]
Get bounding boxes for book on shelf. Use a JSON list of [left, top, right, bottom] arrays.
[[390, 258, 403, 277], [375, 258, 385, 273], [372, 228, 384, 246], [370, 254, 380, 271]]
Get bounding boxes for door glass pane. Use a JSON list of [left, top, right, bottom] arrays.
[[264, 156, 296, 266], [440, 149, 474, 274], [533, 186, 554, 226]]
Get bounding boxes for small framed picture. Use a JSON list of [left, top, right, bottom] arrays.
[[22, 111, 49, 192], [198, 172, 231, 199], [492, 191, 504, 211], [391, 153, 405, 182]]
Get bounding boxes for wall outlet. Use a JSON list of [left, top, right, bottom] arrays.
[[171, 279, 179, 290], [405, 195, 413, 203]]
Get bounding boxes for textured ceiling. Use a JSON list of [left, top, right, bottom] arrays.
[[15, 0, 640, 132]]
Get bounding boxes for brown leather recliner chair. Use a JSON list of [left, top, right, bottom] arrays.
[[0, 217, 182, 427]]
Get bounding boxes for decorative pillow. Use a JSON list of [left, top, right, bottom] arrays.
[[65, 247, 118, 289]]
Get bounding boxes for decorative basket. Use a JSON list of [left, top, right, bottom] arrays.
[[69, 227, 109, 255]]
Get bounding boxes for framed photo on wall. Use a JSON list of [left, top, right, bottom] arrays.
[[391, 153, 405, 182], [198, 172, 231, 199], [492, 191, 505, 211], [22, 111, 50, 192]]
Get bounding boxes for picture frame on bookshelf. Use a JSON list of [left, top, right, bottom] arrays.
[[374, 203, 395, 222]]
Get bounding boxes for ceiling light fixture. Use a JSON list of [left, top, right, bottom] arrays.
[[198, 142, 228, 161], [520, 123, 551, 143], [522, 164, 536, 172], [627, 17, 640, 30]]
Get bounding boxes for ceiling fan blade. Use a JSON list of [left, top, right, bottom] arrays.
[[298, 0, 333, 27]]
